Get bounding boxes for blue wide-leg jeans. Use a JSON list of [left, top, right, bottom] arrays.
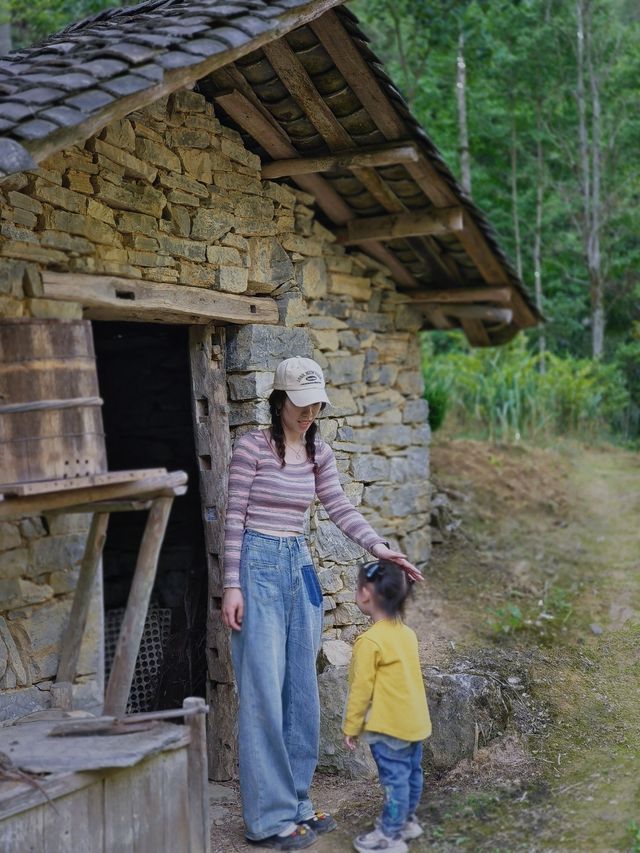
[[231, 530, 324, 841]]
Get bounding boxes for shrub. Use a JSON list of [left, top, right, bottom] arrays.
[[424, 382, 449, 432]]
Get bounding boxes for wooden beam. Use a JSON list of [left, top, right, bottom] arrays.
[[311, 11, 408, 140], [215, 89, 420, 287], [311, 10, 538, 327], [42, 272, 279, 325], [356, 241, 419, 288], [261, 143, 419, 179], [435, 305, 513, 324], [103, 496, 174, 715], [214, 89, 353, 225], [338, 207, 463, 244], [262, 38, 440, 282], [461, 319, 492, 346], [406, 287, 512, 305]]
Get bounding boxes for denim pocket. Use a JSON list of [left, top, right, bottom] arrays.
[[301, 565, 322, 607]]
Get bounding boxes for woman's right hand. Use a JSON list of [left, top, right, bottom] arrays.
[[222, 588, 244, 631]]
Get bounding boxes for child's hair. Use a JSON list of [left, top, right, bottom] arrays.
[[358, 559, 412, 618]]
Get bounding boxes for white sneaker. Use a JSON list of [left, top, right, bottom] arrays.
[[353, 827, 408, 853], [400, 816, 423, 841]]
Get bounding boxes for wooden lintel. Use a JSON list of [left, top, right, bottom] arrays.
[[261, 143, 419, 179], [408, 287, 512, 305], [42, 272, 279, 326], [338, 207, 463, 245]]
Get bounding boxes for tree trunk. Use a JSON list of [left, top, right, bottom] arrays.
[[0, 0, 11, 56], [456, 29, 472, 195], [510, 106, 523, 281], [576, 0, 604, 358], [585, 0, 604, 358], [533, 99, 546, 372]]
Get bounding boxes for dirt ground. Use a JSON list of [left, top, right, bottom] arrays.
[[210, 438, 640, 853]]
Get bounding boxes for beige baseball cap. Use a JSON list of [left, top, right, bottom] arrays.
[[272, 357, 331, 407]]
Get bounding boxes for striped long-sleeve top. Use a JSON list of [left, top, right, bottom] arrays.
[[223, 428, 386, 588]]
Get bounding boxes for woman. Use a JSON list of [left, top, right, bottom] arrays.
[[222, 356, 422, 851]]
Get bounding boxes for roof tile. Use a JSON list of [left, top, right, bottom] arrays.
[[0, 139, 38, 177], [40, 104, 88, 127], [12, 88, 65, 106], [66, 89, 115, 111], [156, 51, 207, 70], [101, 74, 153, 97], [13, 117, 60, 140], [100, 42, 159, 63], [0, 102, 35, 121], [81, 58, 130, 78]]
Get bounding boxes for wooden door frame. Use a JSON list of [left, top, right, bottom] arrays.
[[188, 324, 235, 781]]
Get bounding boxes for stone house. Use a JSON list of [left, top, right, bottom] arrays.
[[0, 0, 540, 779]]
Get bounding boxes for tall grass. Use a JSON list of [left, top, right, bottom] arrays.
[[422, 333, 633, 443]]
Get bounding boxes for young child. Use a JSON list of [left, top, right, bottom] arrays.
[[343, 560, 431, 853]]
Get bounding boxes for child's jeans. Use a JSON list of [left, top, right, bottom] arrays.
[[369, 740, 424, 837]]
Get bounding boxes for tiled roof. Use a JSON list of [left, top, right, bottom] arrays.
[[0, 0, 344, 176], [0, 0, 540, 342]]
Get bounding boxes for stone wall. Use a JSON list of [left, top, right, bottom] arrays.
[[0, 87, 430, 716]]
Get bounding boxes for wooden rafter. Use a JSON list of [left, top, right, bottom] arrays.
[[433, 305, 514, 324], [261, 143, 419, 179], [262, 38, 435, 278], [42, 272, 279, 325], [214, 89, 418, 287], [337, 207, 463, 244], [310, 9, 537, 330]]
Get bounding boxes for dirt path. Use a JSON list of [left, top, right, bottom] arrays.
[[210, 443, 640, 853]]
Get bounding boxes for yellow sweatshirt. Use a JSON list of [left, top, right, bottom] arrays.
[[343, 619, 431, 742]]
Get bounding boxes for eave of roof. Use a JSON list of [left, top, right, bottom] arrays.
[[0, 0, 541, 346]]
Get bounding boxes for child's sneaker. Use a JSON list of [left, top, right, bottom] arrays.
[[400, 816, 423, 841], [353, 827, 408, 852], [298, 810, 337, 834]]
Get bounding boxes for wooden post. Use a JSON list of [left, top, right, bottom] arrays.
[[57, 512, 110, 687], [188, 325, 235, 781], [184, 697, 211, 853], [103, 496, 173, 716]]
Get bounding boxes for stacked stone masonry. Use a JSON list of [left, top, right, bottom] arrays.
[[0, 88, 430, 714]]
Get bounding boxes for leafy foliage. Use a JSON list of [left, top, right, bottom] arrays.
[[422, 332, 633, 443]]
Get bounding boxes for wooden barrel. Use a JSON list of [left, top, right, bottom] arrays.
[[0, 319, 107, 487]]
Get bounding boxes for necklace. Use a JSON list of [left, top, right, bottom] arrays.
[[286, 442, 306, 461]]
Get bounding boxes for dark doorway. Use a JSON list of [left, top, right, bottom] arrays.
[[93, 322, 207, 711]]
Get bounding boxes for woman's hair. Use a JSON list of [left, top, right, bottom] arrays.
[[358, 559, 411, 619], [268, 390, 326, 470]]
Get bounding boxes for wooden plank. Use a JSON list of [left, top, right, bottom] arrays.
[[20, 0, 345, 170], [0, 471, 187, 521], [103, 496, 174, 716], [338, 207, 463, 244], [161, 747, 191, 852], [188, 326, 236, 781], [261, 143, 419, 178], [56, 512, 109, 686], [422, 306, 455, 330], [184, 697, 211, 853], [0, 769, 108, 821], [214, 89, 354, 226], [405, 287, 512, 304], [0, 468, 167, 497], [41, 272, 278, 326]]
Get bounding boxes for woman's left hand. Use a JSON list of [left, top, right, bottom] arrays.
[[371, 542, 423, 582]]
